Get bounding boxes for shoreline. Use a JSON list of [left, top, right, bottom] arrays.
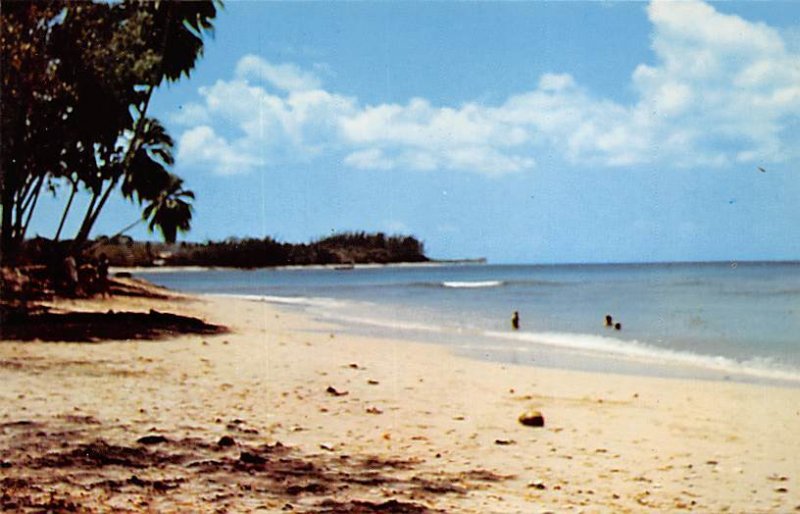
[[208, 292, 800, 390], [126, 262, 800, 393], [112, 258, 800, 275], [2, 290, 799, 511]]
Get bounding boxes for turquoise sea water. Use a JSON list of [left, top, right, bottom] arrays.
[[137, 262, 800, 386]]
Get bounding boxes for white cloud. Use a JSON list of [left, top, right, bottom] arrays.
[[538, 73, 576, 92], [177, 125, 263, 175], [344, 149, 395, 170], [175, 2, 800, 176], [171, 103, 210, 126], [235, 54, 322, 92]]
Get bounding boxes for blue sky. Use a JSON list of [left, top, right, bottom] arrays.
[[31, 0, 800, 263]]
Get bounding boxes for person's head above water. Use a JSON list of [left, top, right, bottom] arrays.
[[605, 315, 613, 326]]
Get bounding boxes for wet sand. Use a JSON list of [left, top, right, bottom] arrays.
[[1, 290, 799, 513]]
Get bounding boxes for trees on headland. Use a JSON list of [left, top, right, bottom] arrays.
[[81, 232, 429, 268], [1, 0, 219, 265]]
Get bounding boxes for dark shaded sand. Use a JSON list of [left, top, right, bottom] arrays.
[[2, 287, 800, 512], [0, 415, 507, 513], [0, 309, 226, 342]]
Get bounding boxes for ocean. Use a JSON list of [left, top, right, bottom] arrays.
[[135, 262, 800, 387]]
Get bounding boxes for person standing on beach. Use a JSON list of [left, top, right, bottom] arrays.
[[97, 253, 110, 297], [511, 311, 520, 330], [63, 254, 79, 297]]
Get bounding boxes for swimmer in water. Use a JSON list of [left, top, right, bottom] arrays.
[[511, 311, 520, 330]]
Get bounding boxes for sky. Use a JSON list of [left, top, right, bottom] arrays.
[[31, 0, 800, 263]]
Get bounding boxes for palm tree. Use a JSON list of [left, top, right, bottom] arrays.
[[70, 0, 219, 246], [143, 176, 194, 243], [110, 117, 195, 243]]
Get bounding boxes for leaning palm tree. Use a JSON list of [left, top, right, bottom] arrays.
[[107, 117, 194, 243], [71, 0, 219, 246], [101, 177, 194, 245], [142, 176, 194, 243]]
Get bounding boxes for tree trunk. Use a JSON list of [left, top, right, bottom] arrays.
[[74, 189, 100, 245], [1, 179, 15, 265], [19, 176, 44, 241], [12, 174, 44, 245], [76, 175, 117, 242], [54, 179, 78, 241], [13, 174, 36, 238], [73, 84, 155, 247], [110, 218, 142, 240]]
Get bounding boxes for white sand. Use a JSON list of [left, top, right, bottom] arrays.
[[1, 291, 798, 512]]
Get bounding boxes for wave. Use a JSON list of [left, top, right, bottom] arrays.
[[208, 293, 800, 385], [442, 280, 504, 289], [208, 293, 348, 309], [483, 330, 800, 384]]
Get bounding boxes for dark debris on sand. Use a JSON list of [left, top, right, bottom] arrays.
[[0, 415, 512, 512], [0, 309, 226, 342], [310, 499, 444, 513], [30, 439, 187, 469]]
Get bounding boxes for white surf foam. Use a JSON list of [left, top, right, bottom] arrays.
[[210, 293, 800, 384], [208, 293, 347, 310], [442, 280, 503, 288], [483, 329, 800, 383]]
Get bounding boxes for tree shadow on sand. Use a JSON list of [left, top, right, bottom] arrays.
[[0, 309, 226, 342], [0, 416, 515, 513]]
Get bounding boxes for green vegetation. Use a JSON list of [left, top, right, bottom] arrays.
[[1, 1, 219, 265], [1, 3, 428, 305], [82, 232, 429, 268]]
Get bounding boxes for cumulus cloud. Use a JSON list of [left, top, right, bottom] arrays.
[[235, 54, 322, 92], [175, 1, 800, 176], [177, 126, 264, 175], [344, 149, 395, 171]]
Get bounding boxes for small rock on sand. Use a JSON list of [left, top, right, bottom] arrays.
[[239, 451, 266, 465], [528, 480, 547, 490], [518, 410, 545, 427], [217, 435, 236, 447], [326, 386, 349, 397], [136, 435, 168, 445]]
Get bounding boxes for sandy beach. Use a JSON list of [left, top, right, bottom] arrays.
[[2, 287, 799, 513]]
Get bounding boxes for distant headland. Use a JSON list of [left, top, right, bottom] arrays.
[[20, 232, 432, 269]]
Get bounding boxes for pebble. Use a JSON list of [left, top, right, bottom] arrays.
[[325, 386, 348, 397], [239, 452, 265, 465], [136, 435, 168, 445], [494, 439, 516, 445], [519, 410, 545, 427], [217, 435, 236, 447]]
